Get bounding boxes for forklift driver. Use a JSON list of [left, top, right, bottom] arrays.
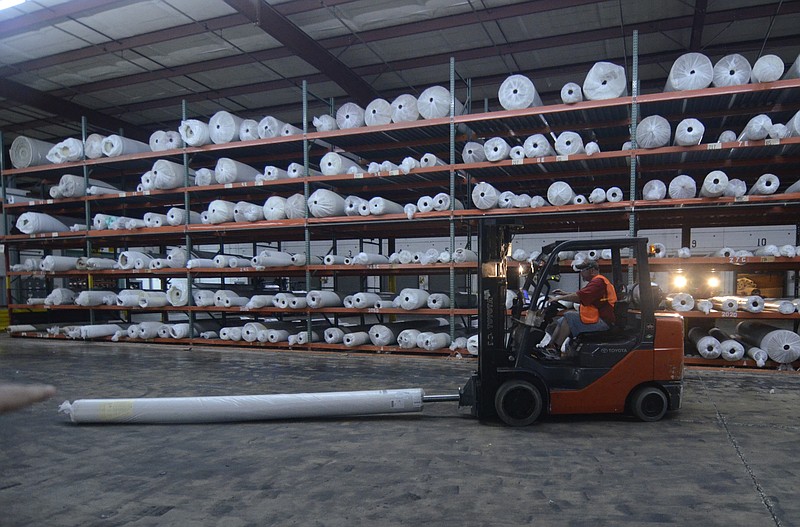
[[544, 259, 617, 358]]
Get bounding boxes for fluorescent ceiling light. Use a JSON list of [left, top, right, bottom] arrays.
[[0, 0, 26, 10]]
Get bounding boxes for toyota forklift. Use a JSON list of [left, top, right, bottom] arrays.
[[459, 218, 684, 426]]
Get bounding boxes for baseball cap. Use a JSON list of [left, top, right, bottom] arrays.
[[575, 259, 599, 271]]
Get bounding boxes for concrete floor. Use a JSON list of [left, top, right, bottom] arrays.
[[1, 336, 798, 527]]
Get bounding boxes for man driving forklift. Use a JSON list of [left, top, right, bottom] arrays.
[[545, 259, 617, 359]]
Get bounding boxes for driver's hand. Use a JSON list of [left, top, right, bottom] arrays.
[[551, 289, 566, 296]]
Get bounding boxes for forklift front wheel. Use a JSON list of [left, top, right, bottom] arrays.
[[495, 380, 543, 427], [631, 386, 668, 422]]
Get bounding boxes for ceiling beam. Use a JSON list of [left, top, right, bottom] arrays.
[[689, 0, 708, 50], [0, 0, 138, 39], [221, 0, 380, 105], [0, 77, 149, 141]]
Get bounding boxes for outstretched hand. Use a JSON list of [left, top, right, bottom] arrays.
[[0, 383, 56, 414]]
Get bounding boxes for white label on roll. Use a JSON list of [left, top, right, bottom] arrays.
[[721, 311, 738, 318], [536, 157, 546, 163], [389, 170, 400, 176], [118, 192, 126, 198], [765, 138, 780, 146], [224, 183, 233, 188], [46, 199, 53, 204], [368, 308, 379, 313], [143, 191, 151, 195], [734, 196, 749, 202], [760, 256, 775, 262], [51, 233, 59, 237], [512, 158, 523, 165], [354, 173, 364, 179], [707, 143, 721, 150], [0, 244, 4, 253], [556, 155, 568, 161]]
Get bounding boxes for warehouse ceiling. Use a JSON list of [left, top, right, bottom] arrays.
[[0, 0, 797, 145]]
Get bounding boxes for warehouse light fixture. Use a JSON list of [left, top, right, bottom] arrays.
[[0, 0, 26, 10], [671, 272, 687, 290]]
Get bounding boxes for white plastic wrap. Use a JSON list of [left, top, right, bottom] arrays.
[[282, 123, 304, 137], [193, 168, 214, 187], [55, 174, 118, 198], [365, 98, 392, 126], [286, 194, 308, 218], [118, 251, 152, 270], [637, 115, 671, 148], [209, 111, 243, 144], [166, 247, 189, 268], [497, 74, 542, 110], [306, 290, 342, 308], [336, 102, 366, 129], [736, 321, 800, 363], [343, 331, 372, 347], [739, 114, 772, 141], [312, 114, 337, 132], [420, 153, 446, 167], [560, 82, 583, 104], [368, 197, 404, 216], [44, 288, 76, 306], [10, 136, 55, 168], [712, 54, 751, 87], [308, 189, 346, 218], [47, 138, 83, 163], [75, 291, 117, 307], [462, 142, 486, 163], [588, 188, 606, 204], [555, 132, 585, 155], [606, 187, 623, 202], [723, 179, 747, 197], [84, 134, 106, 159], [288, 163, 321, 178], [699, 170, 728, 197], [152, 159, 194, 189], [676, 247, 690, 258], [453, 248, 478, 263], [215, 158, 259, 184], [755, 245, 780, 257], [258, 116, 286, 139], [16, 212, 71, 234], [239, 119, 259, 141], [669, 175, 697, 199], [667, 293, 695, 312], [320, 152, 363, 176], [179, 119, 211, 146], [245, 295, 275, 310], [718, 130, 737, 143], [352, 292, 383, 309], [751, 54, 785, 83], [253, 249, 294, 267], [483, 137, 511, 162], [642, 179, 667, 201], [431, 192, 462, 211], [206, 200, 236, 224], [391, 94, 420, 123], [397, 289, 430, 310], [688, 327, 721, 359], [165, 208, 200, 227], [417, 85, 463, 119], [498, 191, 515, 208], [711, 296, 738, 312], [547, 181, 574, 206], [352, 252, 390, 265], [101, 135, 149, 157], [584, 142, 600, 156], [233, 201, 264, 222], [746, 346, 768, 368], [167, 284, 188, 307], [472, 182, 499, 209], [763, 300, 797, 315], [665, 53, 713, 91], [583, 62, 627, 100], [748, 173, 779, 195], [674, 118, 705, 146], [263, 196, 288, 220], [736, 295, 765, 313], [695, 299, 713, 315], [509, 146, 525, 160]]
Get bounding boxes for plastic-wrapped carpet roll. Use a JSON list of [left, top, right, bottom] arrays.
[[431, 192, 463, 211], [16, 212, 71, 234], [116, 289, 145, 307], [674, 118, 705, 146], [717, 130, 737, 143], [762, 299, 797, 315], [336, 102, 366, 129], [166, 284, 188, 307], [57, 174, 118, 198], [262, 196, 287, 220], [10, 136, 56, 168], [239, 119, 259, 141], [745, 346, 768, 368], [738, 114, 772, 141], [497, 74, 542, 110], [416, 195, 434, 213], [44, 288, 76, 306], [509, 146, 525, 160], [397, 329, 422, 349], [483, 137, 512, 162], [453, 248, 478, 263], [77, 324, 123, 340], [512, 194, 532, 208], [396, 289, 430, 310], [555, 132, 585, 155], [688, 327, 722, 359], [747, 173, 779, 195], [148, 258, 169, 270], [351, 252, 390, 265], [244, 295, 276, 310], [341, 195, 366, 217], [665, 53, 713, 91], [426, 293, 451, 309], [769, 123, 790, 139], [208, 111, 243, 144], [282, 123, 303, 136], [605, 187, 623, 203], [285, 194, 308, 219], [420, 153, 446, 167], [165, 247, 189, 268], [206, 200, 236, 224], [419, 332, 452, 351], [368, 197, 404, 216], [46, 138, 83, 163], [708, 328, 746, 361], [252, 249, 294, 267], [751, 55, 785, 83], [260, 166, 290, 181], [471, 181, 499, 209], [636, 115, 671, 148], [191, 168, 213, 187], [668, 175, 697, 199], [587, 188, 606, 204], [649, 243, 667, 258], [584, 142, 600, 156], [312, 114, 337, 132], [735, 321, 800, 363], [143, 212, 168, 228], [461, 142, 486, 163], [666, 293, 695, 312], [75, 291, 118, 307], [368, 319, 448, 346], [186, 258, 216, 269], [722, 179, 747, 197], [546, 181, 574, 206], [364, 98, 392, 126], [190, 290, 214, 307], [699, 171, 728, 197], [712, 54, 751, 87], [399, 156, 420, 174], [734, 295, 765, 313], [233, 201, 265, 222], [779, 245, 797, 258], [714, 247, 735, 257], [305, 290, 342, 308], [642, 180, 667, 201], [257, 116, 286, 138], [101, 135, 149, 157], [561, 82, 583, 104], [582, 62, 627, 100], [306, 188, 346, 218], [220, 327, 244, 341], [322, 255, 348, 266], [81, 257, 117, 270], [754, 245, 780, 257], [84, 133, 106, 159], [498, 191, 515, 208], [287, 162, 322, 178], [390, 94, 420, 123], [139, 292, 169, 308], [572, 194, 587, 205], [695, 299, 713, 314], [379, 160, 399, 173], [320, 152, 363, 176], [710, 296, 738, 312], [215, 158, 259, 184], [417, 85, 463, 119], [523, 134, 555, 157], [152, 159, 195, 189], [351, 292, 382, 309]]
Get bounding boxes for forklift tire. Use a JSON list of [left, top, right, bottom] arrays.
[[495, 380, 543, 427], [631, 386, 668, 422]]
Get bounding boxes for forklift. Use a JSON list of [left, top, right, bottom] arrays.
[[458, 218, 684, 426]]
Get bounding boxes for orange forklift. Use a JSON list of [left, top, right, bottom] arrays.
[[459, 218, 684, 426]]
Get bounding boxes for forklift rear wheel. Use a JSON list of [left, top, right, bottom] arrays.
[[631, 386, 668, 422], [495, 380, 543, 427]]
